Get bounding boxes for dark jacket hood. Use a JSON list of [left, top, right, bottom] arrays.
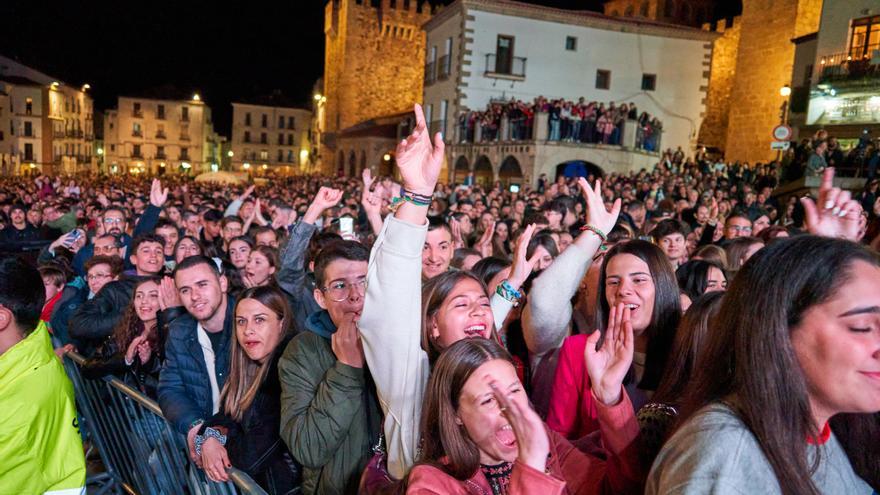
[[305, 310, 337, 339]]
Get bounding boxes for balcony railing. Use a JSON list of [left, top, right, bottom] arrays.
[[132, 151, 143, 158], [156, 131, 166, 139], [818, 45, 880, 83], [484, 54, 526, 80], [133, 110, 143, 118], [156, 152, 167, 159], [54, 131, 65, 138], [132, 130, 143, 137], [180, 134, 190, 141], [425, 61, 436, 85], [438, 55, 451, 81]]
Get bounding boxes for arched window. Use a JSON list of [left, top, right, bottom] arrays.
[[640, 1, 649, 16], [664, 0, 675, 18], [625, 4, 635, 16]]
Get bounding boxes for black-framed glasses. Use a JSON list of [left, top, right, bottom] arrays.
[[321, 278, 367, 302]]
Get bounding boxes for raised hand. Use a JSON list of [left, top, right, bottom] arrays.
[[331, 316, 364, 368], [800, 167, 861, 241], [362, 168, 375, 192], [450, 217, 465, 250], [361, 182, 383, 217], [585, 303, 634, 406], [475, 220, 495, 258], [149, 179, 169, 207], [304, 186, 343, 224], [577, 177, 621, 235], [239, 185, 255, 201], [507, 223, 541, 290], [395, 104, 444, 196], [489, 378, 550, 472], [158, 277, 181, 311]]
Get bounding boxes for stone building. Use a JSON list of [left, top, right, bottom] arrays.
[[424, 0, 717, 187], [321, 0, 432, 175], [0, 55, 95, 176], [103, 88, 221, 176], [722, 0, 822, 164], [602, 0, 715, 27], [230, 94, 313, 176]]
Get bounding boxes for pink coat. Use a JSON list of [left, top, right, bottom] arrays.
[[547, 334, 600, 440], [406, 391, 642, 494]]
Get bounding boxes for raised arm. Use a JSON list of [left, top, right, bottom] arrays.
[[521, 178, 620, 357], [359, 103, 442, 480], [360, 168, 384, 236], [277, 187, 342, 327]]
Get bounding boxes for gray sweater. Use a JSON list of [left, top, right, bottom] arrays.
[[646, 403, 873, 494]]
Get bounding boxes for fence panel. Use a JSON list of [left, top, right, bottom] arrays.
[[64, 351, 268, 495]]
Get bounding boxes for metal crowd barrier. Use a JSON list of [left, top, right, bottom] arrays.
[[63, 351, 268, 495]]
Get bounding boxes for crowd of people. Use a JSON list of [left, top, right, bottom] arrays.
[[457, 97, 663, 151], [1, 104, 879, 495]]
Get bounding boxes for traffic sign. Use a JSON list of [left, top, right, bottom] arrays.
[[772, 125, 792, 141], [771, 141, 791, 150]]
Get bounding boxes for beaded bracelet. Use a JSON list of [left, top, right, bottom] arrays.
[[194, 427, 227, 456], [579, 224, 608, 242], [399, 186, 432, 206]]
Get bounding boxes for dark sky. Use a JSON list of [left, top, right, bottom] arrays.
[[1, 0, 738, 136]]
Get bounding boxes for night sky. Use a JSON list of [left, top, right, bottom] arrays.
[[1, 0, 739, 136]]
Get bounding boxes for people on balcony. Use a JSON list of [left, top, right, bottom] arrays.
[[457, 96, 661, 151]]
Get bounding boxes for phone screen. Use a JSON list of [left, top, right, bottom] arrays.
[[340, 217, 354, 237], [509, 184, 521, 193]]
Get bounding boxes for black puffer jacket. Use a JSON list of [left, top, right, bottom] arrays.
[[202, 344, 302, 495]]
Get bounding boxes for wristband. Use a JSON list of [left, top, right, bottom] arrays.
[[496, 279, 522, 306], [194, 427, 227, 456], [399, 186, 432, 206], [579, 224, 608, 242]]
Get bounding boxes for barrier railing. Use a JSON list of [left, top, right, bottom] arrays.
[[63, 350, 268, 495]]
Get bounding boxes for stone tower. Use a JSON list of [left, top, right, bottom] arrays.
[[322, 0, 431, 168], [722, 0, 822, 163]]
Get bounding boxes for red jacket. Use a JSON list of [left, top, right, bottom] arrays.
[[406, 391, 642, 494], [547, 334, 600, 440]]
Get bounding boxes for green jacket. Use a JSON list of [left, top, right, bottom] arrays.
[[279, 318, 382, 495], [0, 322, 86, 495]]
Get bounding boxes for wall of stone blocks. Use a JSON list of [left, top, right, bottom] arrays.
[[723, 0, 822, 163], [697, 17, 741, 150]]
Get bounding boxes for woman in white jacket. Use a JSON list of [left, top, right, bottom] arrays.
[[357, 104, 622, 481]]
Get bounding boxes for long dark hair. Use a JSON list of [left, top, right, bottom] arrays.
[[675, 259, 725, 301], [677, 235, 880, 495], [221, 286, 291, 422], [596, 240, 681, 390], [652, 291, 724, 406], [417, 338, 513, 480], [421, 270, 493, 364], [112, 277, 162, 352]]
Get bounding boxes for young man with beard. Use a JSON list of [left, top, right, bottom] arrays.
[[0, 204, 41, 244], [159, 255, 236, 467], [68, 234, 166, 354], [279, 241, 381, 494]]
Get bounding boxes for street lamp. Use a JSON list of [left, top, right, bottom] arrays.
[[227, 150, 234, 157], [314, 93, 322, 101], [243, 162, 251, 170], [779, 85, 791, 125], [383, 153, 391, 161]]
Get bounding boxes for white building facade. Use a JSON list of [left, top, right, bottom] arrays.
[[230, 101, 312, 175], [423, 0, 716, 185], [104, 94, 216, 176], [0, 54, 95, 175]]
